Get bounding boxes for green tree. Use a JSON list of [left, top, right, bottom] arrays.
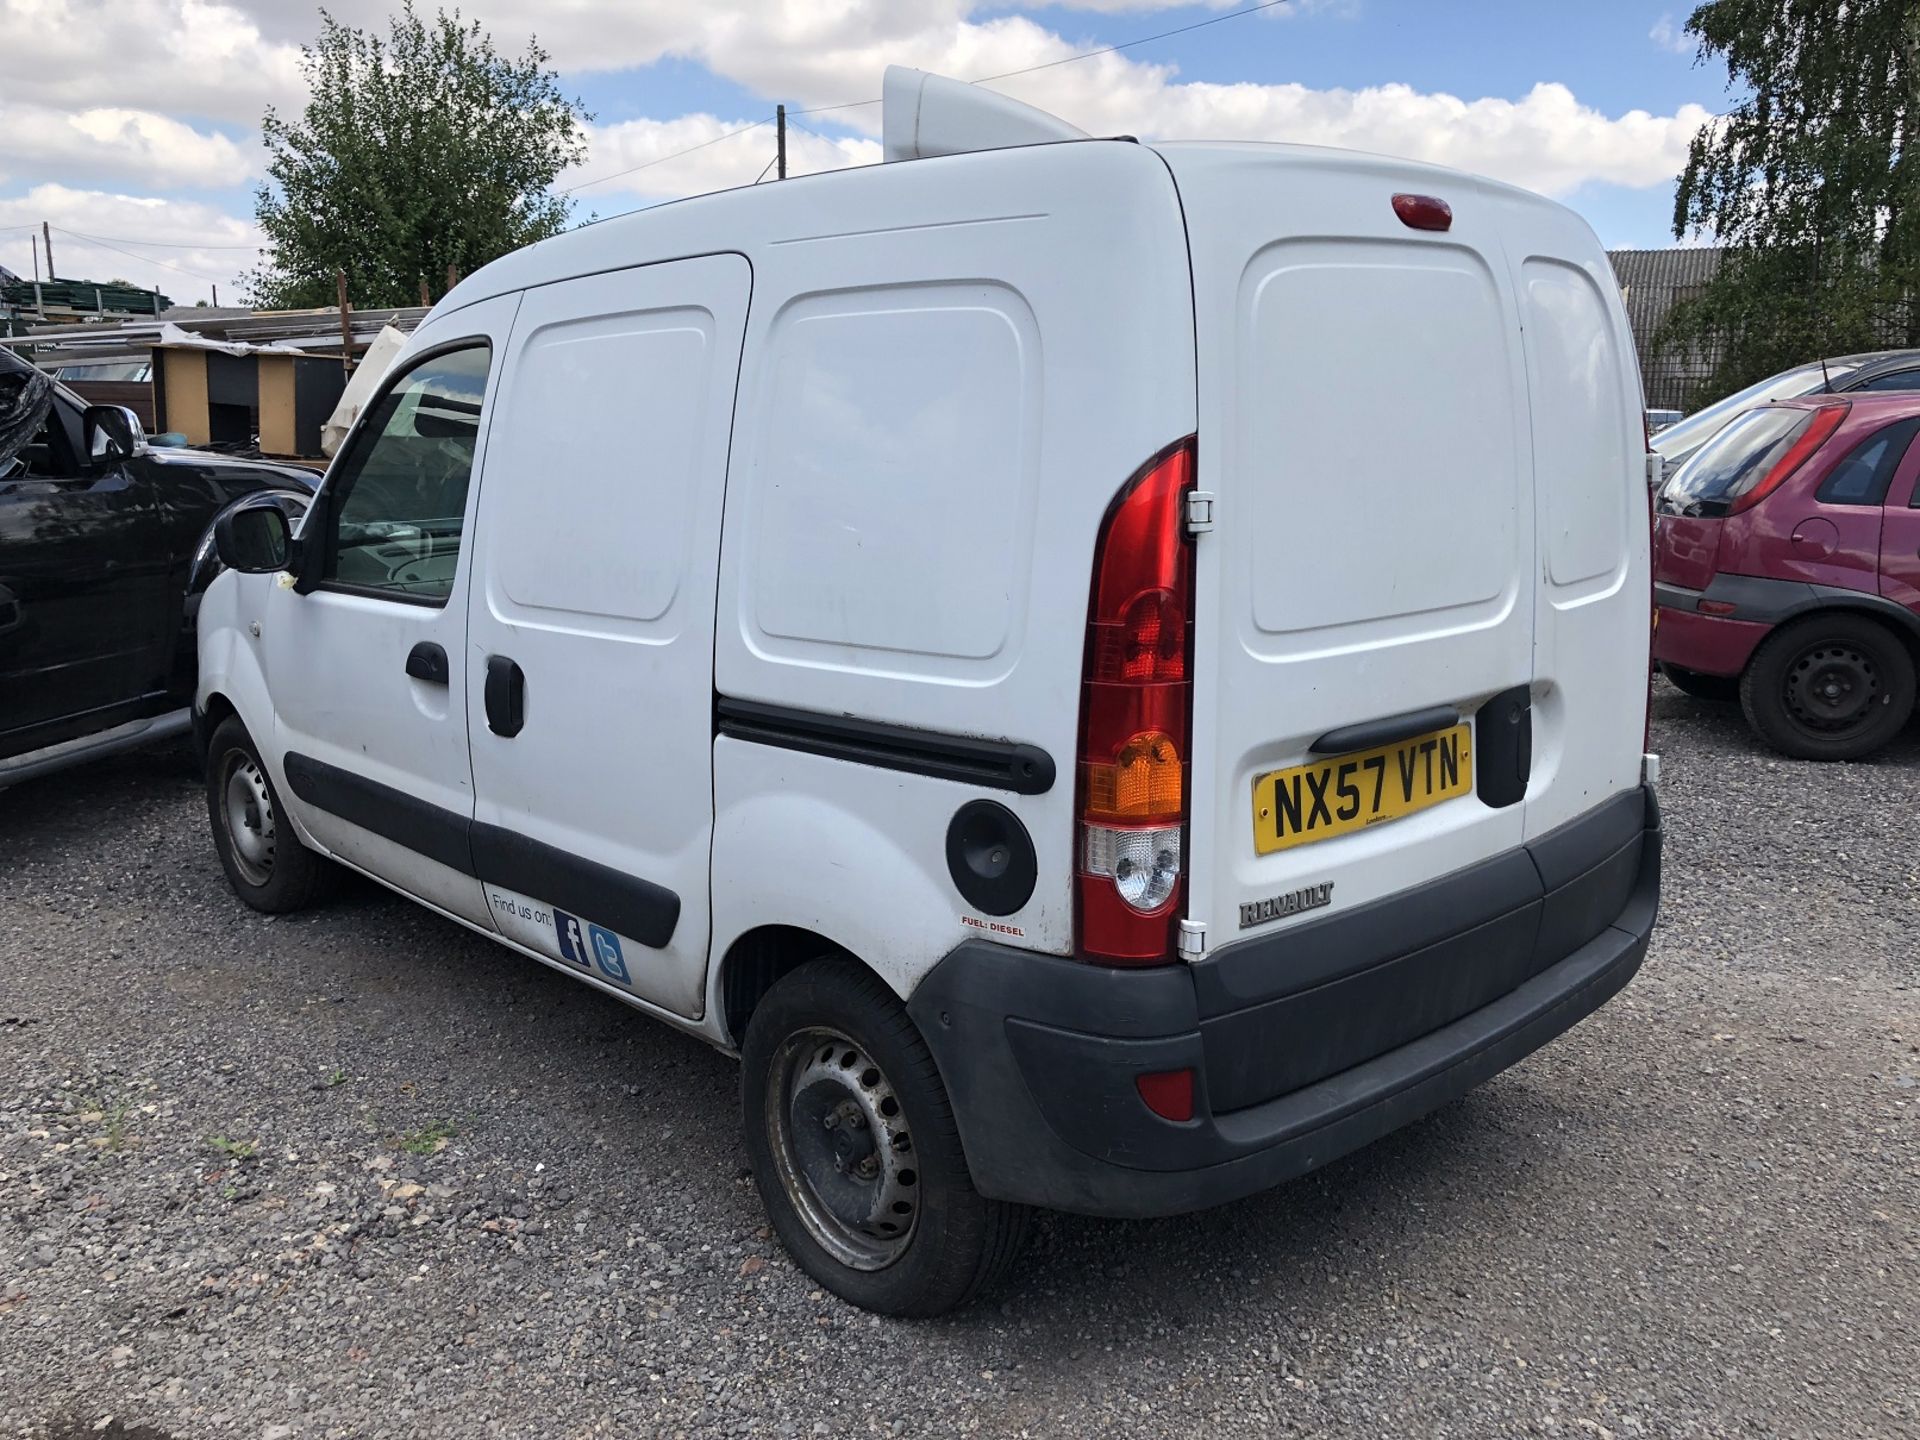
[[1659, 0, 1920, 403], [248, 4, 589, 310]]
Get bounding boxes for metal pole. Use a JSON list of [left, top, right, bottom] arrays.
[[42, 222, 54, 281], [30, 234, 38, 283], [777, 104, 787, 180], [211, 283, 218, 307], [336, 268, 352, 373]]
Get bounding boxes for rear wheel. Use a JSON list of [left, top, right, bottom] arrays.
[[1659, 662, 1740, 703], [205, 716, 337, 911], [740, 958, 1028, 1316], [1740, 614, 1916, 761]]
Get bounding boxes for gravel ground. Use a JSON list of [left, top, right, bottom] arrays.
[[2, 685, 1916, 1440]]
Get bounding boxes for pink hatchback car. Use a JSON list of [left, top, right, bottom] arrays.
[[1654, 392, 1920, 760]]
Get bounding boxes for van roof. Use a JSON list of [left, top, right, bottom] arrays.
[[438, 133, 1582, 319]]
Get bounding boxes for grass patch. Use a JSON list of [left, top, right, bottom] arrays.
[[205, 1135, 258, 1161], [396, 1119, 457, 1156], [104, 1098, 132, 1152]]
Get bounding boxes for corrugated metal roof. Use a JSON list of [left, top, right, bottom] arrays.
[[1608, 246, 1724, 336]]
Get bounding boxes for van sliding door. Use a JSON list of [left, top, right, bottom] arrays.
[[462, 254, 751, 1019]]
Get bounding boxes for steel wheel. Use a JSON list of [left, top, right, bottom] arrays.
[[1780, 639, 1881, 738], [765, 1027, 918, 1272], [219, 750, 277, 887]]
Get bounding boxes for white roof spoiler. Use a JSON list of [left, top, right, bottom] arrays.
[[882, 67, 1088, 162]]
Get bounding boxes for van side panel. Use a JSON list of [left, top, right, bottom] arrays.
[[710, 143, 1195, 975], [744, 284, 1042, 673]]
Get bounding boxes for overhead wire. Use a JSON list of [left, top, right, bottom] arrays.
[[562, 115, 774, 195], [790, 0, 1291, 116], [51, 226, 224, 283], [565, 0, 1289, 193]]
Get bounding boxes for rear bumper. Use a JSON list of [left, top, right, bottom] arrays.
[[1653, 593, 1770, 677], [909, 786, 1661, 1218]]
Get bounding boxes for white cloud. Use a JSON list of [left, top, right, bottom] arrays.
[[1, 0, 1712, 276], [1650, 14, 1694, 56], [567, 68, 1709, 206], [0, 185, 262, 302], [0, 0, 305, 123], [0, 103, 257, 189]]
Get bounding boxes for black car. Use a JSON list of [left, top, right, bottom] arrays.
[[0, 346, 318, 784]]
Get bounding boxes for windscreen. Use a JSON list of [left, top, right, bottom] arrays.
[[1659, 405, 1811, 517]]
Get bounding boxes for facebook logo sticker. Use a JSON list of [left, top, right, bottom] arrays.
[[588, 924, 629, 984], [553, 909, 591, 970]]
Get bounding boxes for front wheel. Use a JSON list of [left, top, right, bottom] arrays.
[[740, 959, 1029, 1316], [205, 716, 337, 911], [1740, 614, 1917, 761]]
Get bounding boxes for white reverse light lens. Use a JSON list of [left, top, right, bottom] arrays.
[[1083, 824, 1181, 912]]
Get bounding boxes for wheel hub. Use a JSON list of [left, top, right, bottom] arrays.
[[221, 754, 277, 886], [768, 1029, 918, 1271], [1784, 643, 1879, 734]]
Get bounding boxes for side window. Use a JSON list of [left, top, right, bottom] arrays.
[[320, 345, 490, 603], [0, 372, 79, 479], [1855, 369, 1920, 392], [1816, 418, 1920, 506]]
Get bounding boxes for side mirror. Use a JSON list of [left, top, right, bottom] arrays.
[[215, 501, 292, 574], [83, 404, 146, 465]]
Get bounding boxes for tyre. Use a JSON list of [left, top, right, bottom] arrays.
[[740, 958, 1029, 1316], [1739, 614, 1917, 761], [205, 715, 337, 911], [1659, 662, 1740, 703]]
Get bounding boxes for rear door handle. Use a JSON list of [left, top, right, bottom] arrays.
[[1310, 704, 1460, 756], [405, 641, 448, 685], [485, 654, 525, 737]]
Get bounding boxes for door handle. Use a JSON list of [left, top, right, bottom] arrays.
[[1310, 704, 1461, 755], [485, 654, 525, 737], [405, 641, 449, 685]]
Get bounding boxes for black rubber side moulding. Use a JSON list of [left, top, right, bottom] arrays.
[[716, 697, 1055, 795]]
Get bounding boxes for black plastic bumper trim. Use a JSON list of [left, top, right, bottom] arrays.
[[715, 697, 1055, 795], [1658, 573, 1920, 639], [909, 786, 1661, 1218]]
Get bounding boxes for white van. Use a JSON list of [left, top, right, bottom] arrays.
[[197, 70, 1661, 1316]]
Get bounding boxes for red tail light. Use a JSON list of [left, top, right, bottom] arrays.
[[1727, 402, 1847, 514], [1076, 438, 1197, 965], [1135, 1068, 1196, 1122]]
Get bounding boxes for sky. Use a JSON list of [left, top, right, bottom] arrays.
[[0, 0, 1733, 306]]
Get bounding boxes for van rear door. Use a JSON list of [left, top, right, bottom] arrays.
[[1160, 144, 1541, 945]]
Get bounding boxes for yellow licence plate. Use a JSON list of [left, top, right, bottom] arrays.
[[1252, 723, 1473, 855]]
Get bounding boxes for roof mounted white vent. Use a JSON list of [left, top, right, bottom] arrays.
[[882, 66, 1088, 163]]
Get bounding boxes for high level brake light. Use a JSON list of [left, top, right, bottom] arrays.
[[1076, 438, 1198, 965]]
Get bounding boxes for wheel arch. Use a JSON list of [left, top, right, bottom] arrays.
[[193, 688, 240, 767], [713, 925, 891, 1051], [1758, 594, 1920, 670]]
